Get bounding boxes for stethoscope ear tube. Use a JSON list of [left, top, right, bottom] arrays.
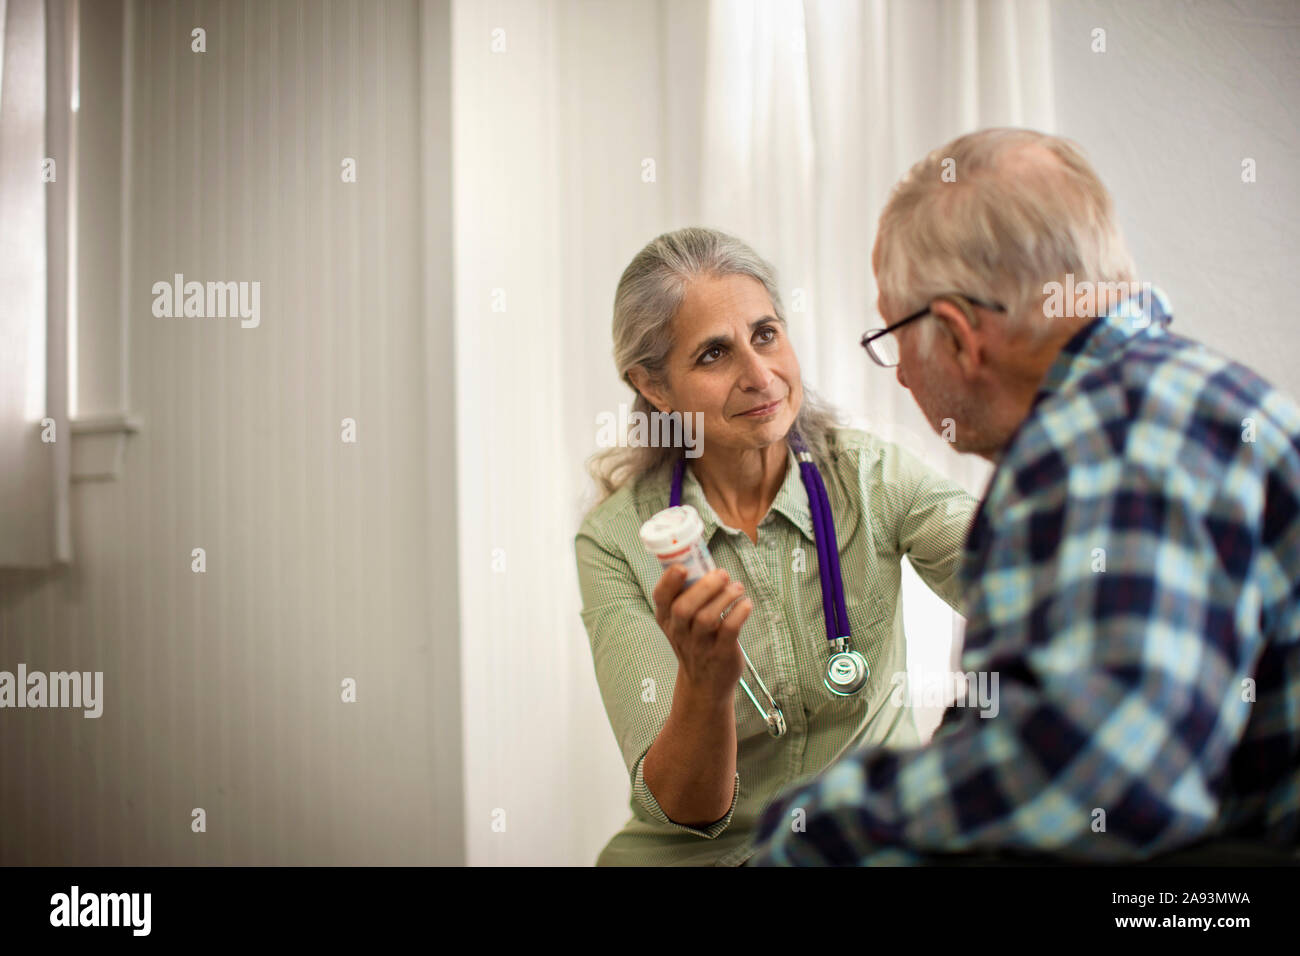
[[736, 645, 787, 738], [669, 457, 788, 737]]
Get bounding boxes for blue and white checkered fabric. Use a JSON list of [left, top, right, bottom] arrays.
[[750, 286, 1300, 865]]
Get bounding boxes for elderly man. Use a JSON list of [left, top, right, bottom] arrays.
[[748, 128, 1300, 866]]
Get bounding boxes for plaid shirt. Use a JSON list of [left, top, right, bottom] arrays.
[[750, 287, 1300, 865]]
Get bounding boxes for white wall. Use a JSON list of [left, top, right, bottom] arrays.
[[0, 0, 465, 865], [1051, 0, 1300, 398]]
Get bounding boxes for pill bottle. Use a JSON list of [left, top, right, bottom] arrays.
[[639, 505, 715, 585]]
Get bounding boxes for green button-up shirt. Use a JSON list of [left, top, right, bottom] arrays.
[[575, 427, 977, 865]]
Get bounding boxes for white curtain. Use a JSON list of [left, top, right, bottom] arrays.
[[451, 0, 1053, 865], [0, 0, 71, 567]]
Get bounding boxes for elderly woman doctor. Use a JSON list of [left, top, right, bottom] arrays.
[[576, 227, 977, 866]]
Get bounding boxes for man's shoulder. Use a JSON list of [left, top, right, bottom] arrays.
[[1018, 332, 1300, 484], [1130, 331, 1300, 429]]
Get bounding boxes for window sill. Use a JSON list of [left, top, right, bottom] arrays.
[[70, 412, 141, 482]]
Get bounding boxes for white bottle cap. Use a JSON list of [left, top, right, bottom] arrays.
[[639, 505, 705, 559]]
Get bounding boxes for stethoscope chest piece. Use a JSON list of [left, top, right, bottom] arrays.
[[824, 641, 869, 697]]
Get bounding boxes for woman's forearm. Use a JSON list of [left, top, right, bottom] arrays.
[[641, 670, 738, 827]]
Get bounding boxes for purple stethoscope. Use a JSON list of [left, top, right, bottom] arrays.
[[670, 431, 870, 738]]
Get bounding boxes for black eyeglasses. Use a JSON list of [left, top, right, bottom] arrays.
[[860, 294, 1005, 367]]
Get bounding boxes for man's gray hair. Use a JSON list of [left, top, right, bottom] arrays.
[[588, 226, 842, 501], [875, 128, 1138, 353]]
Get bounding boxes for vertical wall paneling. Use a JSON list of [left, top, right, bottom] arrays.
[[0, 0, 464, 865]]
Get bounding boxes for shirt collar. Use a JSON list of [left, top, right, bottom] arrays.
[[1034, 284, 1174, 402], [671, 441, 817, 545]]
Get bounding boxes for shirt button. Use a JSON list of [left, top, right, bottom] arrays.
[[766, 538, 777, 550]]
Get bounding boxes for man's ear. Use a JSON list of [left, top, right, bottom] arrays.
[[928, 297, 982, 377], [627, 367, 672, 414]]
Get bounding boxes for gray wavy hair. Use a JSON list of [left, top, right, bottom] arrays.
[[875, 127, 1138, 353], [587, 227, 844, 502]]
